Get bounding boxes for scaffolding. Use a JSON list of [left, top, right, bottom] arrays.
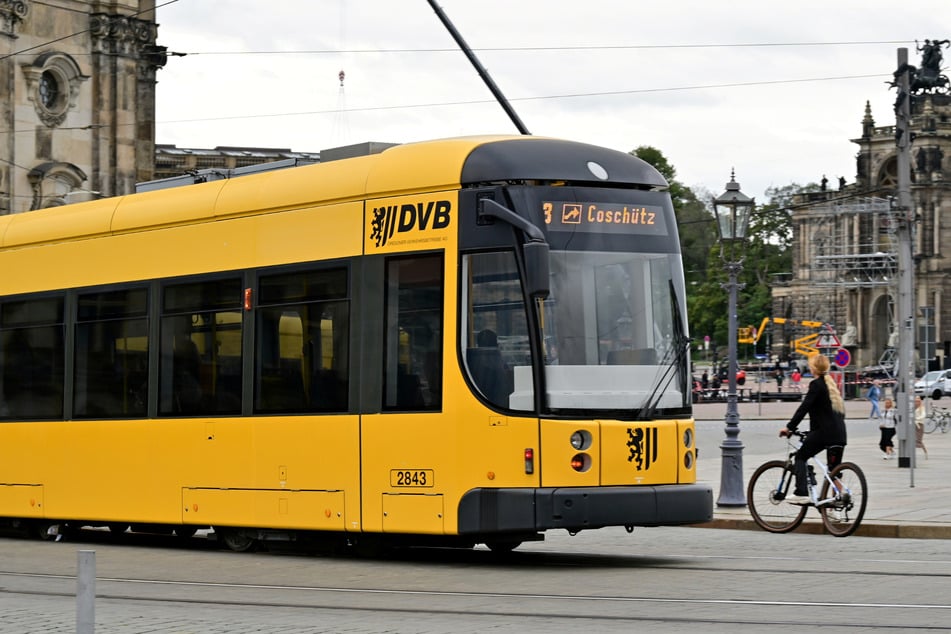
[[809, 196, 897, 288], [784, 196, 899, 373]]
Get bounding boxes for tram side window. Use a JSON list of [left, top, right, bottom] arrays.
[[383, 255, 443, 411], [74, 288, 149, 418], [159, 278, 243, 416], [461, 251, 532, 411], [0, 296, 64, 419], [255, 267, 350, 413]]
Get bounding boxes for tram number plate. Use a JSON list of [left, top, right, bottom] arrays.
[[390, 469, 434, 488]]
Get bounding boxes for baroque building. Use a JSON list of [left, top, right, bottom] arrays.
[[774, 64, 951, 374], [0, 0, 165, 213], [152, 145, 321, 182]]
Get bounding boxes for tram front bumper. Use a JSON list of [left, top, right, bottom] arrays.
[[458, 483, 713, 535]]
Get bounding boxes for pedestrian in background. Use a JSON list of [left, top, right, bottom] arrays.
[[879, 398, 897, 459], [867, 379, 882, 420], [791, 368, 802, 392], [915, 396, 929, 460]]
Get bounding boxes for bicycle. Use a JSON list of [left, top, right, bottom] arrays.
[[924, 407, 951, 434], [747, 430, 868, 537]]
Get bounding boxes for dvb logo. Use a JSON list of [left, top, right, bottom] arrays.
[[371, 200, 451, 247]]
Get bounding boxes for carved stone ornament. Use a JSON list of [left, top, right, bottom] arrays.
[[89, 12, 157, 57], [0, 0, 29, 36]]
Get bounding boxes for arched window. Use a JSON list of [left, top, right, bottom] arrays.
[[27, 161, 87, 210], [877, 156, 898, 190], [21, 51, 88, 127]]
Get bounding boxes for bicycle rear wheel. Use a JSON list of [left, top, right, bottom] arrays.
[[819, 462, 867, 537], [747, 460, 808, 533]]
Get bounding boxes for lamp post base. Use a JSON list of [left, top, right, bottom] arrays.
[[717, 388, 746, 507], [717, 438, 747, 507]]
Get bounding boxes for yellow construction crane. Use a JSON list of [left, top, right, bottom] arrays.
[[738, 317, 827, 356]]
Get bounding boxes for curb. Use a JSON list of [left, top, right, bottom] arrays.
[[692, 517, 951, 539]]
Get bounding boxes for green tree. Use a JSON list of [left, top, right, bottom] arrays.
[[629, 147, 816, 361], [683, 183, 819, 360]]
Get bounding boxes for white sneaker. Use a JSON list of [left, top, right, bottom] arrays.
[[786, 494, 811, 505]]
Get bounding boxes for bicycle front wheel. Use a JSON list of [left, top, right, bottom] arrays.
[[747, 460, 808, 533], [819, 462, 868, 537], [924, 415, 938, 434]]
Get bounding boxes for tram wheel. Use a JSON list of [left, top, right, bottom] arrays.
[[34, 522, 62, 541], [174, 525, 199, 539], [107, 524, 130, 534], [349, 536, 385, 558], [217, 527, 258, 552], [484, 540, 522, 553]]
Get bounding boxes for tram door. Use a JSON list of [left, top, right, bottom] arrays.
[[360, 254, 448, 534]]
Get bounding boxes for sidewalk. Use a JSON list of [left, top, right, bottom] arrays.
[[692, 396, 951, 538]]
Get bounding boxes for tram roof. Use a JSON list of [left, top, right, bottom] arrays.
[[0, 136, 667, 250]]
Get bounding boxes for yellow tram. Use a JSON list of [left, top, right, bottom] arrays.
[[0, 136, 712, 551]]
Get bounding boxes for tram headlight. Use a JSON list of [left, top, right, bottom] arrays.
[[684, 450, 695, 470], [570, 430, 592, 450], [683, 428, 694, 449], [570, 453, 592, 472]]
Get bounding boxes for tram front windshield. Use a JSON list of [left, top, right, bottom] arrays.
[[533, 249, 686, 414], [462, 185, 689, 417]]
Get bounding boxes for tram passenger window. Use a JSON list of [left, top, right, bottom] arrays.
[[0, 296, 64, 419], [159, 278, 243, 416], [74, 288, 149, 418], [461, 251, 532, 411], [383, 255, 443, 411], [254, 267, 349, 413]]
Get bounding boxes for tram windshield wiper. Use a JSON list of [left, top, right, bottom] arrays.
[[635, 282, 690, 420]]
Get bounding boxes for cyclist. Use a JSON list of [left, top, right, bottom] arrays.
[[778, 352, 848, 504]]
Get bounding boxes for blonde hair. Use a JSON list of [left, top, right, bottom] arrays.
[[807, 353, 845, 415]]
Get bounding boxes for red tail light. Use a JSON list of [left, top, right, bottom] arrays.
[[524, 448, 534, 474]]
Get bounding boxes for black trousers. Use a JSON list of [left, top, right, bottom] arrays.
[[793, 434, 844, 496]]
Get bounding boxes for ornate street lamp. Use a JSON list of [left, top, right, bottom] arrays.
[[712, 170, 754, 507]]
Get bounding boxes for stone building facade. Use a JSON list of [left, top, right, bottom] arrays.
[[152, 145, 321, 182], [0, 0, 164, 213], [774, 90, 951, 373]]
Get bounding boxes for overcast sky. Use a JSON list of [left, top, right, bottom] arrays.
[[154, 0, 950, 203]]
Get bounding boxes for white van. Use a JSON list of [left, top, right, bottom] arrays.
[[914, 369, 951, 399]]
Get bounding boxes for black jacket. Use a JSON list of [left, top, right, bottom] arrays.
[[787, 376, 847, 445]]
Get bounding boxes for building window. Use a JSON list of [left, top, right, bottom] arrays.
[[21, 51, 88, 128], [38, 71, 60, 109]]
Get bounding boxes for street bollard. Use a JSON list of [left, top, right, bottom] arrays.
[[77, 550, 95, 634]]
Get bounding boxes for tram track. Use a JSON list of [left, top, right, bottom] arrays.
[[3, 528, 951, 632], [2, 569, 951, 631]]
